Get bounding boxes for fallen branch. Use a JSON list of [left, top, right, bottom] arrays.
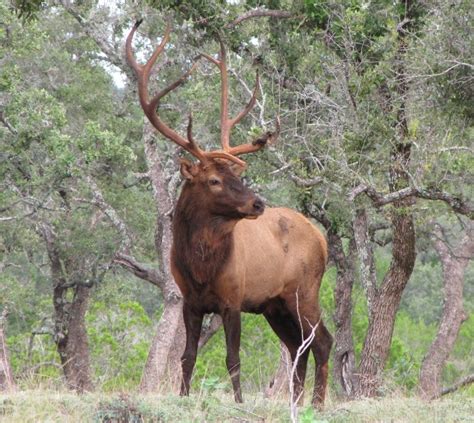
[[440, 374, 474, 397]]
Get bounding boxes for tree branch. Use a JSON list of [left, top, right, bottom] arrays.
[[289, 174, 323, 188], [113, 252, 165, 288], [59, 1, 133, 79], [350, 185, 473, 219], [226, 9, 295, 29], [84, 175, 134, 252], [0, 110, 17, 134], [440, 374, 474, 397]]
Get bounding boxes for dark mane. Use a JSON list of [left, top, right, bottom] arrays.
[[172, 182, 234, 285]]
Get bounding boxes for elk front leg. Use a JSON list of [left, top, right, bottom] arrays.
[[180, 302, 204, 396], [222, 308, 243, 403]]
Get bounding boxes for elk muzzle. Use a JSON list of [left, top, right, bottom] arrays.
[[238, 197, 265, 219]]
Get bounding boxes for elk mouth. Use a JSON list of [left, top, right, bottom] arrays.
[[238, 198, 265, 219]]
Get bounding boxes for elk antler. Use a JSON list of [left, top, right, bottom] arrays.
[[201, 36, 280, 157], [126, 21, 278, 166]]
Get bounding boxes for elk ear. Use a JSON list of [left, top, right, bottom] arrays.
[[229, 162, 246, 176], [180, 159, 199, 180]]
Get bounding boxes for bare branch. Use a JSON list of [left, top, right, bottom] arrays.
[[350, 185, 473, 219], [0, 110, 17, 134], [85, 175, 134, 252], [289, 174, 323, 188], [226, 9, 295, 29], [113, 252, 164, 288], [59, 1, 128, 76], [440, 374, 474, 397]]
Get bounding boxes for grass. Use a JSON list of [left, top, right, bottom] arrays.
[[0, 388, 473, 422]]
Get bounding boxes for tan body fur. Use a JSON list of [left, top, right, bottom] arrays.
[[213, 207, 327, 312]]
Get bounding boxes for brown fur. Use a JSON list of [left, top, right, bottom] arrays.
[[171, 160, 333, 407]]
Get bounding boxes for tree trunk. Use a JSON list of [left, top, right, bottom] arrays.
[[54, 285, 93, 393], [356, 204, 416, 397], [355, 1, 417, 397], [140, 297, 184, 392], [41, 223, 93, 393], [0, 309, 16, 392], [303, 203, 358, 398], [419, 223, 473, 399], [265, 342, 291, 398], [138, 122, 187, 392], [330, 232, 358, 398]]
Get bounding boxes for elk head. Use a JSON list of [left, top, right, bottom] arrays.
[[125, 21, 279, 220]]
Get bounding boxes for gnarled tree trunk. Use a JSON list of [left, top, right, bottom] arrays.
[[356, 166, 416, 397], [329, 231, 358, 398], [419, 223, 473, 399], [355, 1, 417, 397], [54, 285, 93, 392], [41, 223, 93, 393], [0, 309, 16, 392]]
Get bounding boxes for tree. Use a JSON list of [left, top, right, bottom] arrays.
[[419, 221, 474, 399], [0, 308, 16, 392], [1, 3, 135, 391]]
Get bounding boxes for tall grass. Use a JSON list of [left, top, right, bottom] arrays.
[[1, 388, 472, 422]]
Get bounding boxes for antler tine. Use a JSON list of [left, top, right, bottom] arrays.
[[126, 20, 208, 162], [187, 112, 245, 166], [230, 70, 259, 128], [218, 37, 231, 151], [201, 37, 262, 156], [201, 36, 231, 151], [228, 116, 280, 157]]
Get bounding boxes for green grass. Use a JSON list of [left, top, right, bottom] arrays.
[[0, 389, 473, 422]]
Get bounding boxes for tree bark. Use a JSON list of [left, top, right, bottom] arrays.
[[265, 341, 291, 398], [41, 223, 93, 393], [356, 196, 416, 397], [418, 223, 473, 399], [330, 231, 358, 398], [139, 297, 184, 392], [304, 202, 358, 398], [54, 285, 93, 393], [355, 1, 418, 397], [0, 309, 16, 392]]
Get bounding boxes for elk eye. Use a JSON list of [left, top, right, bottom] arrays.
[[208, 178, 221, 186]]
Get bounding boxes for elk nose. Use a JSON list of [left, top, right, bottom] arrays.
[[253, 198, 265, 214]]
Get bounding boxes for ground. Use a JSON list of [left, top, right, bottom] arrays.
[[0, 388, 473, 422]]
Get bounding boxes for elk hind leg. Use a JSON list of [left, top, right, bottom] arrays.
[[284, 295, 331, 408], [264, 305, 309, 405], [311, 321, 333, 408]]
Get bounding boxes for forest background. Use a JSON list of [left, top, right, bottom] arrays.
[[0, 0, 473, 421]]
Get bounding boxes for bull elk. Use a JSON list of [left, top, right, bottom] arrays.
[[126, 21, 333, 408]]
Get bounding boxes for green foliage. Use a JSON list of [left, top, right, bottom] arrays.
[[195, 313, 280, 390], [10, 0, 46, 21], [78, 121, 137, 166], [86, 293, 154, 390]]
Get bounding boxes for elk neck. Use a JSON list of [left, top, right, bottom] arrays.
[[172, 187, 239, 285]]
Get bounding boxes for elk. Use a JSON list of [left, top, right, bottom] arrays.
[[126, 21, 333, 408]]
